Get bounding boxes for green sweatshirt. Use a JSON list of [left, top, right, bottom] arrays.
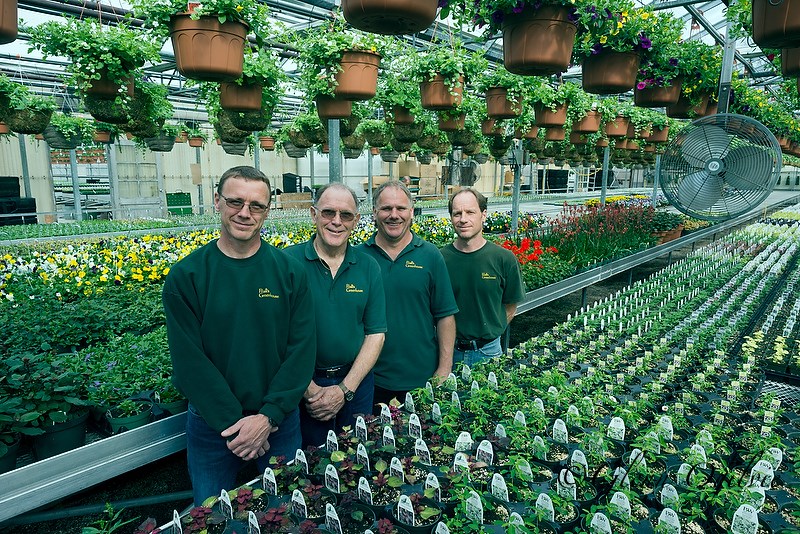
[[162, 239, 316, 433]]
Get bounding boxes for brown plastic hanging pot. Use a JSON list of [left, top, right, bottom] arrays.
[[545, 126, 566, 141], [666, 93, 709, 119], [342, 0, 438, 35], [783, 47, 800, 76], [220, 82, 263, 112], [0, 0, 18, 44], [169, 14, 247, 82], [571, 110, 601, 133], [633, 77, 682, 108], [502, 5, 577, 76], [582, 50, 640, 94], [604, 116, 630, 138], [420, 74, 463, 110], [485, 87, 522, 119], [333, 51, 381, 101], [752, 0, 800, 48], [533, 102, 568, 127], [316, 95, 353, 120]]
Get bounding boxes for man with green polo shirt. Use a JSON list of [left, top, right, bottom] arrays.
[[440, 188, 525, 367], [359, 181, 458, 408], [285, 183, 386, 447], [162, 166, 316, 505]]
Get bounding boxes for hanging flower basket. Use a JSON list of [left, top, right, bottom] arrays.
[[390, 106, 415, 124], [420, 74, 464, 110], [485, 87, 522, 119], [626, 123, 651, 139], [220, 82, 263, 112], [83, 94, 130, 124], [6, 108, 53, 135], [0, 0, 18, 44], [645, 125, 669, 143], [571, 110, 601, 133], [283, 140, 308, 158], [666, 92, 708, 119], [752, 0, 800, 48], [224, 108, 270, 132], [213, 116, 249, 143], [85, 73, 135, 99], [533, 102, 568, 127], [221, 140, 248, 155], [447, 128, 474, 146], [42, 124, 83, 149], [287, 128, 314, 149], [333, 51, 381, 101], [392, 122, 424, 142], [188, 136, 205, 147], [380, 149, 400, 162], [342, 0, 438, 35], [416, 152, 433, 164], [502, 5, 577, 76], [569, 131, 589, 144], [782, 48, 800, 77], [145, 133, 176, 152], [0, 122, 11, 135], [545, 126, 566, 141], [482, 119, 505, 136], [169, 14, 247, 82], [316, 95, 353, 120], [604, 116, 630, 138], [259, 136, 275, 150], [343, 147, 363, 159], [582, 51, 640, 94], [633, 78, 682, 108], [438, 112, 466, 132]]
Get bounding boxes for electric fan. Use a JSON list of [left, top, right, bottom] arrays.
[[658, 113, 782, 220]]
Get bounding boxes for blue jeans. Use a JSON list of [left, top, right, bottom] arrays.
[[453, 336, 503, 367], [299, 371, 374, 448], [186, 405, 301, 505]]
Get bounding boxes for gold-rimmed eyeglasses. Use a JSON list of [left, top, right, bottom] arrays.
[[219, 193, 269, 214]]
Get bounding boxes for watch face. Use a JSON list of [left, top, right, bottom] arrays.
[[345, 391, 355, 401]]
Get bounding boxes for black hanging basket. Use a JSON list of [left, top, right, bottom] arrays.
[[224, 108, 270, 132], [6, 108, 53, 135], [145, 133, 176, 152], [221, 140, 248, 155], [83, 94, 130, 124], [42, 124, 83, 149], [282, 141, 308, 158]]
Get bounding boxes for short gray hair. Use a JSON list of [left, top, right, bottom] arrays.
[[372, 180, 414, 207], [314, 182, 359, 209]]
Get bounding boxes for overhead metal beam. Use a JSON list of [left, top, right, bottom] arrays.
[[652, 0, 715, 9]]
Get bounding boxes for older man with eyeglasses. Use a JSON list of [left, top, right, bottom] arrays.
[[162, 166, 316, 505], [285, 182, 386, 447]]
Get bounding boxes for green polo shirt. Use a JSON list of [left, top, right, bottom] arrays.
[[440, 241, 526, 341], [359, 233, 459, 391], [285, 238, 387, 368]]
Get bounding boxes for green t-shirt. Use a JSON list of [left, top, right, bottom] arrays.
[[162, 239, 316, 433], [285, 238, 387, 368], [359, 233, 459, 391], [440, 241, 526, 341]]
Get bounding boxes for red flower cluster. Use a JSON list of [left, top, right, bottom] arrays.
[[501, 238, 558, 265]]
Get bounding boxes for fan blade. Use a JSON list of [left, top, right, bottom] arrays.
[[681, 125, 731, 167], [724, 145, 774, 191], [677, 170, 723, 211]]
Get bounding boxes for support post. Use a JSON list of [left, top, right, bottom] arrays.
[[652, 154, 661, 208], [155, 153, 167, 217], [18, 135, 31, 197], [106, 144, 120, 218], [195, 147, 204, 215], [511, 140, 522, 234], [69, 149, 82, 220], [328, 119, 342, 183], [600, 145, 610, 206], [367, 150, 373, 206]]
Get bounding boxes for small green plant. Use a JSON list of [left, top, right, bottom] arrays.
[[81, 504, 136, 534]]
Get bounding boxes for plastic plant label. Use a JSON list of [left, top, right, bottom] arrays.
[[721, 400, 731, 412], [714, 414, 725, 426], [248, 511, 260, 534], [607, 416, 626, 441], [490, 473, 509, 502], [488, 371, 498, 390], [219, 488, 233, 518], [613, 466, 630, 491], [461, 364, 471, 382], [326, 430, 338, 452], [415, 438, 432, 466], [590, 512, 613, 534], [749, 460, 774, 489], [408, 413, 422, 439], [325, 503, 342, 534], [765, 447, 783, 470], [445, 373, 457, 390], [514, 410, 527, 426], [355, 416, 368, 442], [516, 458, 533, 480], [657, 508, 682, 534], [383, 426, 396, 448], [770, 398, 781, 410], [434, 522, 451, 534], [553, 418, 569, 444], [390, 456, 405, 483], [741, 484, 766, 511], [676, 463, 694, 487], [451, 392, 461, 412], [426, 380, 435, 397], [466, 490, 484, 524], [431, 402, 442, 424], [689, 444, 708, 469], [636, 356, 645, 367], [658, 416, 674, 441], [425, 472, 442, 502], [731, 380, 741, 392], [558, 361, 566, 372], [357, 443, 370, 471], [455, 431, 474, 452], [291, 489, 308, 519], [476, 439, 494, 465], [405, 392, 416, 414], [535, 493, 555, 523], [587, 366, 597, 377], [731, 504, 759, 534], [397, 495, 415, 526], [325, 463, 341, 494], [645, 431, 661, 455], [629, 448, 647, 473], [763, 410, 774, 424], [494, 423, 507, 438], [262, 467, 277, 495], [509, 512, 524, 526], [760, 426, 772, 438], [660, 484, 680, 509], [172, 510, 182, 534], [567, 405, 580, 426], [471, 380, 480, 393], [610, 491, 631, 521], [358, 476, 373, 506], [557, 469, 577, 501], [453, 452, 470, 474], [727, 389, 738, 401], [570, 449, 588, 477], [674, 403, 684, 416], [380, 404, 392, 425], [533, 435, 547, 460]]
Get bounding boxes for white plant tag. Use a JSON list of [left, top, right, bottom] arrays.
[[295, 449, 309, 474], [471, 380, 480, 392], [657, 508, 682, 534], [415, 438, 432, 466], [453, 452, 470, 474], [397, 495, 415, 526], [749, 460, 774, 489], [533, 398, 545, 414], [552, 418, 569, 444], [405, 392, 416, 414], [380, 404, 392, 425], [514, 410, 527, 426], [291, 489, 307, 519], [677, 463, 694, 487], [466, 490, 484, 524], [325, 503, 342, 534], [476, 439, 494, 465], [494, 423, 507, 438], [173, 511, 182, 534], [731, 504, 759, 534], [326, 429, 338, 452], [689, 444, 708, 469], [383, 426, 396, 448], [590, 512, 613, 534], [358, 476, 373, 506], [548, 386, 559, 396], [696, 429, 714, 451], [219, 489, 233, 518], [425, 472, 442, 501], [582, 397, 595, 416], [741, 484, 766, 511], [408, 413, 422, 439], [390, 456, 405, 483], [355, 416, 368, 442], [509, 512, 524, 526], [248, 511, 260, 534], [431, 402, 442, 424], [765, 447, 783, 470], [435, 522, 451, 534], [490, 473, 509, 502], [557, 469, 577, 500], [567, 404, 580, 426], [607, 416, 626, 441], [461, 364, 471, 382], [628, 448, 647, 473], [515, 458, 533, 481], [570, 449, 589, 477], [535, 493, 555, 523], [325, 463, 341, 493], [533, 435, 547, 460], [660, 483, 679, 509], [451, 391, 461, 412], [262, 467, 277, 495], [658, 416, 674, 441], [613, 466, 630, 491], [426, 380, 435, 396], [487, 371, 498, 389], [610, 491, 631, 521], [357, 443, 370, 471], [445, 373, 457, 389], [455, 431, 474, 452]]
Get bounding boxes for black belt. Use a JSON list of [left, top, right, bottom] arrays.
[[314, 362, 353, 378], [455, 338, 494, 351]]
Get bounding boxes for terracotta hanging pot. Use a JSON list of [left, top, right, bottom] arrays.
[[169, 14, 247, 82], [481, 119, 505, 136], [0, 121, 9, 134], [0, 0, 18, 44], [85, 73, 135, 99], [533, 102, 568, 127], [420, 74, 463, 110], [188, 136, 205, 148], [334, 51, 381, 101], [701, 99, 718, 116], [752, 0, 800, 48], [370, 146, 380, 155], [259, 136, 275, 150], [627, 140, 640, 150], [220, 82, 263, 112], [569, 131, 589, 144], [783, 47, 800, 76], [582, 51, 640, 95], [633, 78, 682, 108], [596, 137, 609, 147], [316, 95, 353, 120], [93, 130, 112, 144], [502, 5, 577, 76], [626, 123, 651, 139], [342, 0, 438, 35], [485, 87, 522, 119], [604, 116, 630, 138], [615, 139, 628, 150], [666, 93, 709, 119], [646, 125, 669, 143], [545, 126, 566, 141], [571, 110, 601, 133], [438, 112, 466, 132], [523, 126, 540, 139], [391, 106, 415, 124]]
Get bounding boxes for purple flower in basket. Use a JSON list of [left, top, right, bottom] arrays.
[[669, 57, 679, 67], [591, 43, 603, 55], [513, 1, 526, 14], [639, 34, 652, 49], [637, 81, 647, 90], [567, 7, 579, 22], [604, 8, 614, 19], [492, 9, 505, 25]]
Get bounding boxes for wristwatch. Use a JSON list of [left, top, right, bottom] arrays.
[[338, 382, 355, 402]]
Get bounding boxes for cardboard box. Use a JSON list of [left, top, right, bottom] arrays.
[[361, 175, 390, 192], [280, 192, 312, 210], [398, 160, 419, 178], [419, 164, 439, 178], [418, 177, 438, 187]]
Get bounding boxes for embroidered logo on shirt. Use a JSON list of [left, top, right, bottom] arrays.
[[481, 272, 497, 280], [345, 283, 364, 293], [405, 260, 424, 269], [258, 288, 280, 299]]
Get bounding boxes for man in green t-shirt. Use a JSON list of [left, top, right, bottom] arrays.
[[440, 188, 525, 367], [359, 181, 458, 408], [285, 183, 386, 447], [162, 166, 315, 505]]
